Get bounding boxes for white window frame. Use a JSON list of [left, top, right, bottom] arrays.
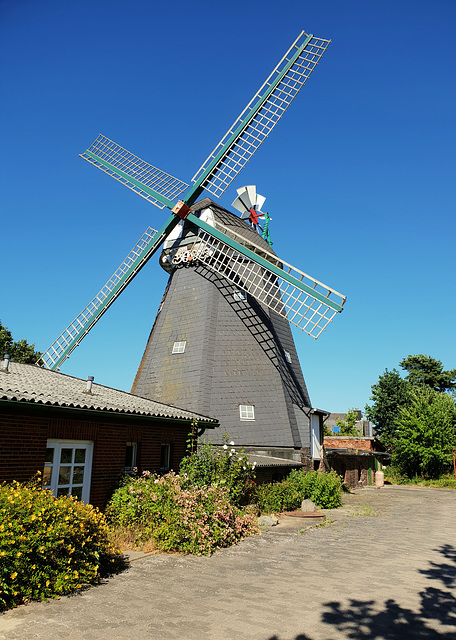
[[172, 341, 186, 354], [233, 290, 246, 301], [44, 440, 93, 503], [284, 350, 292, 364], [239, 405, 255, 421]]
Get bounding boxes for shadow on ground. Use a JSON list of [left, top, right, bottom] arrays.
[[267, 544, 456, 639]]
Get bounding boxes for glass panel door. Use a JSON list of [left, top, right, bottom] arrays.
[[44, 441, 93, 503]]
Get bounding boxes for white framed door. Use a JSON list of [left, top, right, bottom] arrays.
[[310, 414, 321, 460], [43, 440, 93, 503]]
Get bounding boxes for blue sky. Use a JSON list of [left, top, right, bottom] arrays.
[[1, 0, 455, 414]]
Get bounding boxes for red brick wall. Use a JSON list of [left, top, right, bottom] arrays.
[[324, 437, 374, 451], [0, 408, 192, 509], [0, 413, 48, 483]]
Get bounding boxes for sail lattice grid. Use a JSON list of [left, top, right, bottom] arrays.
[[187, 223, 345, 339], [192, 33, 330, 198], [39, 226, 159, 369], [81, 135, 188, 209]]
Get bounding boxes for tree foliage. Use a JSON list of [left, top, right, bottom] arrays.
[[392, 386, 456, 478], [334, 408, 361, 436], [0, 320, 42, 364], [400, 354, 456, 392], [365, 369, 411, 449]]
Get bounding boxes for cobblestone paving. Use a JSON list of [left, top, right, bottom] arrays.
[[1, 486, 456, 639]]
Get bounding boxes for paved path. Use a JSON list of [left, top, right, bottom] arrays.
[[1, 486, 456, 639]]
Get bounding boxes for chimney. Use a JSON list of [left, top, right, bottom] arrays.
[[84, 376, 94, 394], [1, 354, 11, 373]]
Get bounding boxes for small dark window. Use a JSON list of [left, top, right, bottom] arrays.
[[125, 443, 137, 471], [160, 444, 172, 472]]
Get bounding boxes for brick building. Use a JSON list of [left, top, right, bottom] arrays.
[[324, 436, 390, 488], [0, 360, 218, 508]]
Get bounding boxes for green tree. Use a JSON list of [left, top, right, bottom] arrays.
[[392, 386, 456, 478], [365, 369, 411, 449], [334, 408, 361, 436], [0, 320, 42, 364], [400, 354, 456, 392]]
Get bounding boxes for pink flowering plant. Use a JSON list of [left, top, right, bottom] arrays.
[[106, 471, 258, 556]]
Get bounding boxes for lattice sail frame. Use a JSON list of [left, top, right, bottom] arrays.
[[181, 217, 346, 339], [81, 135, 188, 209], [191, 32, 331, 198], [40, 30, 343, 369], [39, 226, 159, 370]]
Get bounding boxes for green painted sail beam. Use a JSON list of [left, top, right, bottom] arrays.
[[184, 34, 313, 204], [186, 212, 343, 313], [84, 150, 176, 210]]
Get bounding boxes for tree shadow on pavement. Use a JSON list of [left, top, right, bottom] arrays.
[[266, 545, 456, 640]]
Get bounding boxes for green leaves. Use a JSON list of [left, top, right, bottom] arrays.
[[366, 355, 456, 474], [392, 386, 456, 478], [0, 320, 42, 364], [179, 435, 256, 506], [400, 354, 456, 392], [106, 472, 259, 556], [365, 368, 412, 449], [253, 470, 342, 513], [0, 480, 121, 611], [334, 409, 361, 436]]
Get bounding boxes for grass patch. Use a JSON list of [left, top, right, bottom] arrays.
[[384, 468, 456, 489], [347, 505, 380, 517]]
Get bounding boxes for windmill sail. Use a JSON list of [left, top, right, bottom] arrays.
[[81, 135, 189, 210], [171, 210, 345, 338], [40, 29, 342, 371], [38, 218, 177, 370], [190, 32, 330, 199]]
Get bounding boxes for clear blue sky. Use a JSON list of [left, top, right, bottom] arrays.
[[1, 0, 455, 414]]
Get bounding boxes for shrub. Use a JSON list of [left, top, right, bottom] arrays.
[[179, 436, 256, 506], [106, 472, 259, 556], [253, 480, 301, 514], [384, 467, 456, 489], [393, 386, 456, 478], [0, 478, 122, 611], [253, 470, 342, 513]]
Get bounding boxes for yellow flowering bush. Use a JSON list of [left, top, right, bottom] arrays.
[[0, 479, 122, 611]]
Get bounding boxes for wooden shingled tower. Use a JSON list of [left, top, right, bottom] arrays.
[[131, 198, 313, 451]]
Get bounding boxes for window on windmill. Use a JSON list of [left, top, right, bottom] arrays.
[[160, 444, 172, 472], [172, 341, 186, 354], [284, 350, 292, 364], [125, 442, 137, 472], [239, 405, 255, 421], [233, 290, 246, 302]]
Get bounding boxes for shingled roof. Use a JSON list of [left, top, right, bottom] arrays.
[[0, 361, 218, 426]]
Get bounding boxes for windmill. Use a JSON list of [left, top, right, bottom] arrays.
[[39, 31, 346, 460]]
